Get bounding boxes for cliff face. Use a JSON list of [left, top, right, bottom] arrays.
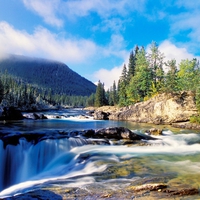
[[109, 91, 198, 124]]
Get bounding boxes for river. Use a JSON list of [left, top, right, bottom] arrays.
[[0, 108, 200, 199]]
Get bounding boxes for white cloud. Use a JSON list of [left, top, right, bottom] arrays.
[[22, 0, 63, 27], [0, 21, 130, 84], [21, 0, 146, 27], [167, 2, 200, 54], [93, 65, 123, 90], [92, 18, 128, 33], [158, 40, 198, 64], [103, 34, 128, 59], [62, 0, 145, 18], [0, 21, 97, 64], [92, 51, 130, 89]]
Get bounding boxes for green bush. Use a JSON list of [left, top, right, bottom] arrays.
[[190, 115, 200, 124]]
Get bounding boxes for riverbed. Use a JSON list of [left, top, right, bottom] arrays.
[[0, 109, 200, 199]]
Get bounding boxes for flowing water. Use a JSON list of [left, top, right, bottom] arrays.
[[0, 109, 200, 198]]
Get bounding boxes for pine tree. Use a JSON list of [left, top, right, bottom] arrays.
[[95, 80, 106, 107], [118, 64, 128, 106], [164, 59, 179, 92], [148, 41, 164, 93], [127, 46, 139, 82], [126, 47, 151, 103], [112, 81, 118, 105], [177, 59, 200, 91]]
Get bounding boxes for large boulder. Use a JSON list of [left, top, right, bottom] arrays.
[[93, 127, 155, 140], [109, 91, 197, 124], [93, 111, 110, 120]]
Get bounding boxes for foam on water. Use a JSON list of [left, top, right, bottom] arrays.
[[1, 131, 200, 198]]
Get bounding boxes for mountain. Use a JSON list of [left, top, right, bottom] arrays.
[[0, 54, 96, 96]]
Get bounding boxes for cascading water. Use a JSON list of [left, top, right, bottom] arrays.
[[1, 109, 200, 199], [0, 137, 89, 191]]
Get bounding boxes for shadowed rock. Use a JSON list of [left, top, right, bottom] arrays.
[[0, 107, 24, 121], [93, 111, 110, 120], [0, 127, 156, 148], [94, 127, 155, 140]]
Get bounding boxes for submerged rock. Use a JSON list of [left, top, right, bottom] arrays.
[[130, 183, 167, 192], [162, 187, 199, 196], [24, 113, 48, 120], [0, 127, 156, 147], [128, 183, 199, 199], [6, 189, 63, 200], [145, 128, 163, 136], [94, 127, 155, 140]]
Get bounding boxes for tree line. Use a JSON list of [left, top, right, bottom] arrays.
[[0, 41, 200, 115], [0, 72, 89, 110], [91, 41, 200, 114]]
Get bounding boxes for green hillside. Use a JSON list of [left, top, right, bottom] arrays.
[[0, 54, 96, 96]]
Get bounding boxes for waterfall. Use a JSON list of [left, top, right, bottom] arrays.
[[0, 137, 88, 191]]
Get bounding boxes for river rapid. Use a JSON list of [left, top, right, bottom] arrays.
[[0, 109, 200, 199]]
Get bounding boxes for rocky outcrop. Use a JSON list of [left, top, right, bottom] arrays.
[[93, 111, 110, 120], [109, 91, 198, 124], [93, 127, 155, 140], [0, 107, 24, 121]]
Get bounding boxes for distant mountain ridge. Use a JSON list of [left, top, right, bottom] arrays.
[[0, 54, 96, 96]]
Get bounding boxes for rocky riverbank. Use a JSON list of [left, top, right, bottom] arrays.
[[5, 183, 199, 200], [85, 91, 200, 129]]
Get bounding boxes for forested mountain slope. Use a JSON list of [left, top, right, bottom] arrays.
[[0, 54, 96, 96]]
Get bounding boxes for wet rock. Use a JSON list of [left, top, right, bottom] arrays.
[[0, 127, 155, 148], [0, 107, 24, 121], [162, 187, 199, 196], [23, 113, 48, 120], [81, 129, 96, 138], [93, 111, 110, 120], [78, 115, 89, 119], [146, 128, 163, 136], [94, 127, 155, 140], [41, 114, 48, 119], [128, 183, 199, 198], [130, 183, 167, 192], [6, 189, 62, 200], [172, 122, 200, 130]]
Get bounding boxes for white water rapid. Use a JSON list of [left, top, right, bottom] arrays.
[[1, 130, 200, 198], [0, 137, 89, 193]]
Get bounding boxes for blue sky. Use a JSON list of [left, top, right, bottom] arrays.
[[0, 0, 199, 88]]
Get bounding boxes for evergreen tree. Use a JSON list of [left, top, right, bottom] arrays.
[[127, 46, 139, 82], [177, 59, 200, 91], [126, 47, 151, 103], [94, 80, 106, 107], [164, 59, 179, 92], [86, 93, 95, 106], [196, 86, 200, 112], [148, 41, 164, 93], [118, 64, 128, 106], [112, 80, 118, 105]]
